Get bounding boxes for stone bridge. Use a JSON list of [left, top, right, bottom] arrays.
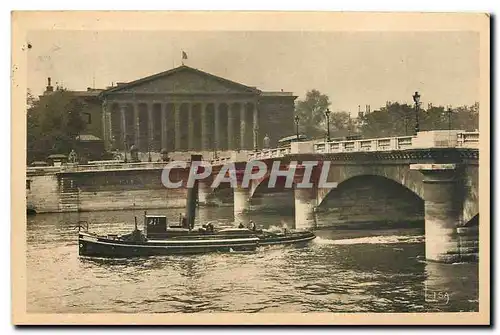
[[202, 130, 480, 262], [26, 130, 480, 262]]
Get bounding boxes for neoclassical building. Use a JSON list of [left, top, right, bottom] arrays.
[[98, 65, 297, 152]]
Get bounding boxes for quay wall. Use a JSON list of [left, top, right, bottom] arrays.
[[27, 168, 188, 213], [26, 173, 60, 213]]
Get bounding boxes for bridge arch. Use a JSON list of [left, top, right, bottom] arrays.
[[206, 182, 234, 206], [317, 166, 424, 207], [316, 174, 424, 227], [249, 174, 293, 199], [463, 213, 479, 227]]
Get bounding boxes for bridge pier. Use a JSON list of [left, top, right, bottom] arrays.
[[411, 164, 464, 263], [233, 169, 250, 223], [234, 187, 250, 223], [294, 187, 317, 230], [198, 181, 211, 206]]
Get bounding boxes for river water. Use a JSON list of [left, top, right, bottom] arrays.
[[27, 207, 478, 313]]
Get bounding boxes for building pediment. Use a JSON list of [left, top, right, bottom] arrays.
[[100, 65, 260, 97]]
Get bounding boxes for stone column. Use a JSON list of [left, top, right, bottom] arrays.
[[188, 103, 194, 150], [227, 103, 234, 150], [200, 103, 209, 151], [293, 165, 317, 230], [161, 103, 168, 150], [107, 103, 113, 148], [101, 100, 111, 150], [234, 169, 250, 223], [410, 163, 463, 263], [240, 102, 246, 149], [174, 103, 181, 151], [133, 102, 140, 147], [252, 102, 259, 151], [214, 102, 220, 152], [119, 102, 127, 149], [147, 103, 154, 151]]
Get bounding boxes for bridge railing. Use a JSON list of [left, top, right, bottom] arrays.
[[27, 131, 480, 173], [56, 161, 167, 173], [26, 166, 62, 175], [314, 135, 415, 153], [457, 131, 479, 148], [210, 156, 232, 166], [248, 147, 291, 161]]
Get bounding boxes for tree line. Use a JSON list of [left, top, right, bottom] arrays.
[[294, 89, 479, 140]]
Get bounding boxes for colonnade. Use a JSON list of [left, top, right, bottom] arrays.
[[102, 100, 259, 152]]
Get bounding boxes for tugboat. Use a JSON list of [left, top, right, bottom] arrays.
[[78, 155, 315, 258]]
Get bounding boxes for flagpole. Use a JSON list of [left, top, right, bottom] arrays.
[[181, 50, 188, 66]]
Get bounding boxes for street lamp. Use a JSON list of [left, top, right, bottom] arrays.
[[294, 115, 300, 140], [123, 139, 128, 163], [412, 91, 421, 134], [446, 105, 453, 131], [254, 101, 260, 152], [325, 108, 331, 142]]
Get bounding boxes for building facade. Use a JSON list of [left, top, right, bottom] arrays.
[[99, 65, 297, 152], [40, 77, 105, 142]]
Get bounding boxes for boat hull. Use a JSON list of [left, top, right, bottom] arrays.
[[79, 233, 259, 257], [78, 230, 316, 258], [259, 231, 316, 247]]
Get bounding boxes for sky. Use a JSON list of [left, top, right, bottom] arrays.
[[27, 30, 479, 114]]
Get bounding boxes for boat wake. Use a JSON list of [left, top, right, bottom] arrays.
[[313, 235, 424, 245]]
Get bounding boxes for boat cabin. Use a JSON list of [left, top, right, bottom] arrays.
[[143, 214, 191, 239]]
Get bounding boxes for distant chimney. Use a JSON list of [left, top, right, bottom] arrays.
[[45, 77, 54, 93]]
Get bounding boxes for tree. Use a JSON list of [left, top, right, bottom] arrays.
[[329, 111, 357, 138], [420, 106, 447, 131], [359, 101, 479, 138], [294, 89, 331, 138], [453, 103, 479, 131], [27, 89, 87, 163]]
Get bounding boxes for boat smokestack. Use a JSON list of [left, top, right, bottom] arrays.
[[185, 154, 202, 230]]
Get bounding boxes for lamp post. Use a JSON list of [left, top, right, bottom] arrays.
[[403, 112, 409, 136], [213, 144, 218, 159], [254, 101, 260, 152], [446, 105, 453, 131], [412, 91, 421, 134], [325, 108, 331, 142], [294, 115, 300, 140], [123, 139, 128, 163]]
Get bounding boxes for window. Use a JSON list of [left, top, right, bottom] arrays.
[[82, 112, 92, 124], [26, 180, 31, 190]]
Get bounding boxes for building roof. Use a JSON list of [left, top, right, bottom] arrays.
[[99, 65, 262, 98], [261, 91, 295, 97]]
